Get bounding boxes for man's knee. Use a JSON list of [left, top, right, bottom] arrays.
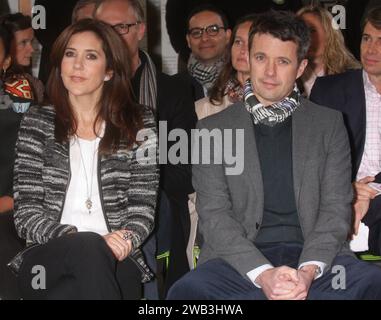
[[167, 267, 216, 300]]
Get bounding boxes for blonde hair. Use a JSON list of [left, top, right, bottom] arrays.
[[297, 5, 361, 75]]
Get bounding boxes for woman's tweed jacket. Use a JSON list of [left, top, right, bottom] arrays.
[[8, 105, 159, 282]]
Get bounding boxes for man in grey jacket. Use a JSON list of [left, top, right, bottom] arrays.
[[167, 10, 381, 300]]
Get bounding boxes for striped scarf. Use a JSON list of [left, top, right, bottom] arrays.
[[187, 54, 225, 91], [244, 79, 301, 126], [224, 77, 244, 103], [139, 50, 157, 111]]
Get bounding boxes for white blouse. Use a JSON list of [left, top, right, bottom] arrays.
[[60, 137, 108, 236]]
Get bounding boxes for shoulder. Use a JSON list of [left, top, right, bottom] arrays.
[[299, 98, 344, 123], [314, 69, 363, 90], [195, 96, 232, 120], [197, 102, 247, 129], [23, 105, 55, 125]]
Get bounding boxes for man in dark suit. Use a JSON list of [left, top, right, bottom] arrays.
[[310, 6, 381, 256], [96, 0, 197, 298], [167, 10, 381, 300]]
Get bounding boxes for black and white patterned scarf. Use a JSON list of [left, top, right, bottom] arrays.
[[187, 53, 225, 91], [244, 79, 301, 126], [224, 77, 244, 103]]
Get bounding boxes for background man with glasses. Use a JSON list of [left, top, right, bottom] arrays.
[[184, 4, 231, 98], [96, 0, 197, 300]]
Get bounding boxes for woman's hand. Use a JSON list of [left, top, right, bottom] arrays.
[[103, 230, 133, 261]]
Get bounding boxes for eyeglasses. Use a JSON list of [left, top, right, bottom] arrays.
[[112, 21, 141, 35], [187, 24, 226, 39]]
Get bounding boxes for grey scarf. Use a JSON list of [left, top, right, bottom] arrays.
[[187, 53, 225, 91]]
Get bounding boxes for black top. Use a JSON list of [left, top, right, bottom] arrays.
[[254, 118, 303, 245], [0, 108, 22, 197]]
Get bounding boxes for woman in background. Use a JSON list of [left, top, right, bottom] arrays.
[[297, 5, 360, 97], [9, 19, 159, 300], [0, 13, 44, 104], [195, 14, 256, 119]]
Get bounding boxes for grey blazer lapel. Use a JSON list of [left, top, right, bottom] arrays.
[[236, 106, 264, 212], [292, 104, 313, 209]]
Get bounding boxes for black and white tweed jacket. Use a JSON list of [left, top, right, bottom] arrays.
[[8, 105, 159, 283]]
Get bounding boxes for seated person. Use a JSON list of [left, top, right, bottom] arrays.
[[167, 10, 381, 300], [297, 5, 360, 97], [8, 19, 159, 300], [310, 6, 381, 256], [0, 13, 44, 104]]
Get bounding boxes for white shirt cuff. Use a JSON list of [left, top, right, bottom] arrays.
[[298, 261, 326, 280], [247, 264, 274, 288]]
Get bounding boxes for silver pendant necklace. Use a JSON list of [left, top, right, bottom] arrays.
[[76, 136, 97, 214]]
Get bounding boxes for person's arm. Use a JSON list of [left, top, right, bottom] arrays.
[[160, 74, 198, 200], [0, 196, 13, 213], [13, 107, 77, 244], [121, 107, 159, 251], [299, 112, 353, 268], [352, 176, 378, 235]]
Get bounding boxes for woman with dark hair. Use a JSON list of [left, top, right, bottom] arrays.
[[0, 13, 44, 104], [8, 19, 159, 300], [195, 14, 256, 119]]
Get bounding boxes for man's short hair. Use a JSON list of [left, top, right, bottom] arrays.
[[124, 0, 145, 21], [248, 10, 310, 63], [97, 0, 145, 21], [72, 0, 100, 23], [363, 6, 381, 31], [186, 4, 229, 30]]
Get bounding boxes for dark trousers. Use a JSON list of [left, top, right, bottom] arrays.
[[18, 232, 141, 300], [167, 243, 381, 300], [0, 211, 25, 299]]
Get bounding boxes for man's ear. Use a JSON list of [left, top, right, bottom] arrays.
[[137, 22, 146, 42], [186, 34, 191, 49], [296, 58, 308, 79], [225, 28, 232, 44]]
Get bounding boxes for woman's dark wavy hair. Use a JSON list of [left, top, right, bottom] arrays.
[[47, 18, 143, 154], [209, 14, 257, 106]]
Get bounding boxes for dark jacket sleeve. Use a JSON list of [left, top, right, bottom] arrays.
[[157, 73, 197, 202]]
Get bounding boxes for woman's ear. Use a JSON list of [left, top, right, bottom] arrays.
[[104, 70, 114, 81]]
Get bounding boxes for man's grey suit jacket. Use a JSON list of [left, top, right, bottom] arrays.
[[192, 98, 355, 280]]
